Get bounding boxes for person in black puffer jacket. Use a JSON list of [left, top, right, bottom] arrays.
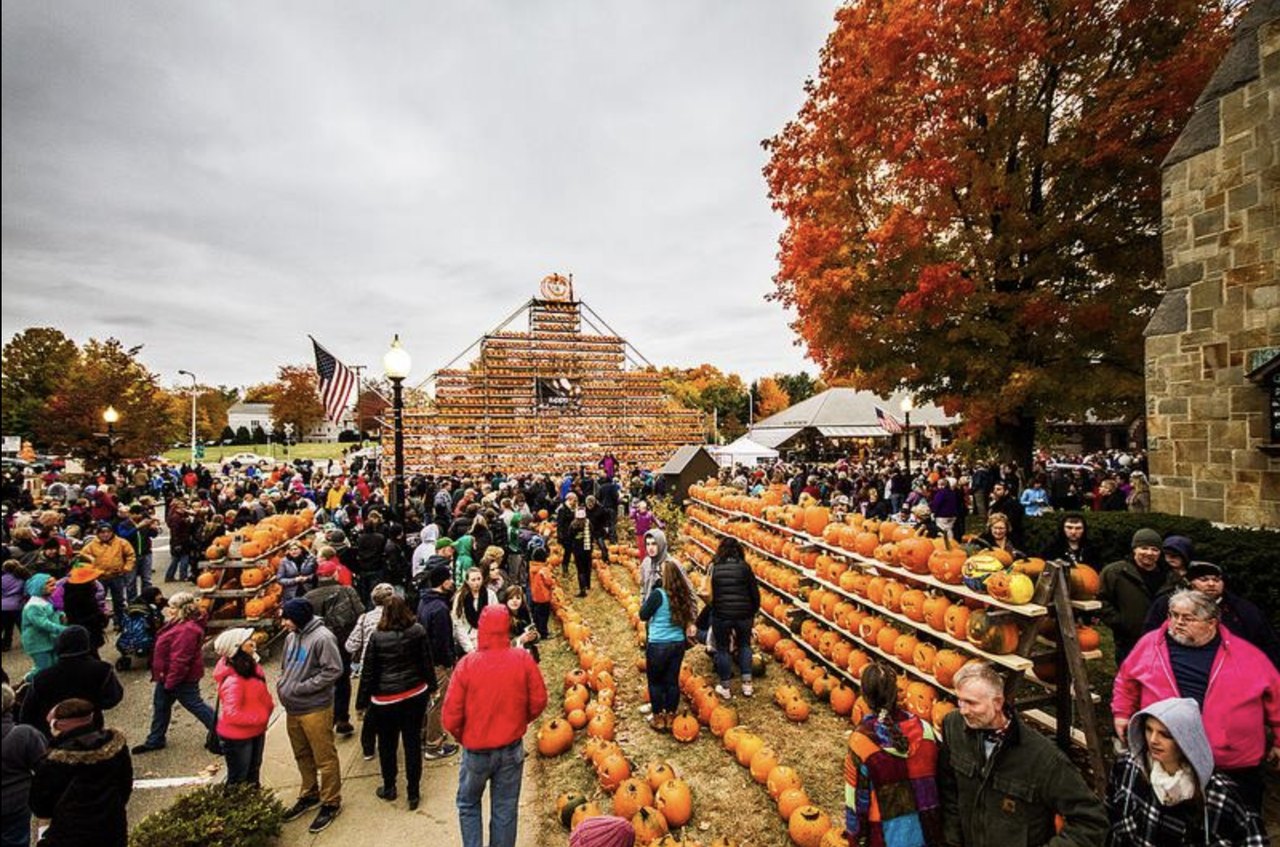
[[29, 698, 132, 847], [20, 626, 124, 739], [356, 596, 435, 810], [707, 538, 760, 701]]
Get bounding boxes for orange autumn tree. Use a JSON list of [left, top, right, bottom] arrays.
[[755, 376, 793, 418], [763, 0, 1233, 468]]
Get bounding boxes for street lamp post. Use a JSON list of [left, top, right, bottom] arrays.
[[382, 334, 412, 517], [900, 395, 914, 478], [178, 370, 197, 464], [103, 405, 120, 479]]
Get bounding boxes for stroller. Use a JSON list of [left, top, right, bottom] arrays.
[[115, 587, 164, 670]]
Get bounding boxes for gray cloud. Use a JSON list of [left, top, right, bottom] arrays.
[[3, 0, 833, 389]]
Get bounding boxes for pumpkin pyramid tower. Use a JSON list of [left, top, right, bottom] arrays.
[[396, 275, 706, 474]]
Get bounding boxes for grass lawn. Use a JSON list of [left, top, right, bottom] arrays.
[[160, 441, 363, 465]]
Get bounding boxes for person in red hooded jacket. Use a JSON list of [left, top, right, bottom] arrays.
[[443, 605, 547, 847], [212, 627, 275, 785]]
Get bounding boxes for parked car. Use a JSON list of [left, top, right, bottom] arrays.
[[225, 452, 273, 467]]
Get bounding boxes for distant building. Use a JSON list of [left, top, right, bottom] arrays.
[[1144, 1, 1278, 526], [226, 402, 346, 443]]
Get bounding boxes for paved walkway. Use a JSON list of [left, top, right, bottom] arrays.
[[259, 710, 541, 846]]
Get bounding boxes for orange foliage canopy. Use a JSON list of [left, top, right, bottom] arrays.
[[763, 0, 1231, 464]]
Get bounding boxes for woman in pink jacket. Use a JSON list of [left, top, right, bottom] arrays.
[[1112, 588, 1280, 812], [212, 626, 275, 785]]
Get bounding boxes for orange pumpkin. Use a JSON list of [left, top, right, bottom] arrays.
[[670, 711, 700, 743], [564, 683, 590, 712], [1068, 564, 1101, 600], [536, 718, 575, 756], [912, 641, 939, 674], [767, 764, 802, 799], [655, 778, 693, 828], [923, 594, 952, 631], [597, 752, 632, 792], [244, 597, 267, 619], [944, 604, 971, 640], [709, 704, 738, 737], [195, 572, 217, 589], [933, 650, 967, 687], [613, 778, 655, 820], [239, 567, 266, 588], [829, 684, 856, 716], [804, 506, 830, 537], [777, 787, 811, 822], [571, 802, 605, 830], [646, 761, 676, 791], [897, 536, 935, 574], [557, 791, 589, 828], [566, 708, 588, 730], [928, 547, 967, 584], [1077, 625, 1101, 652], [788, 806, 832, 847], [734, 732, 765, 767], [784, 698, 811, 723], [749, 746, 781, 784], [631, 807, 669, 844]]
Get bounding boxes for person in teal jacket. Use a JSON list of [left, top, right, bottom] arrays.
[[21, 574, 67, 678]]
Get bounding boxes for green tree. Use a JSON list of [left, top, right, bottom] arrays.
[[1, 328, 79, 441], [661, 364, 748, 442], [774, 372, 823, 407], [763, 0, 1232, 469]]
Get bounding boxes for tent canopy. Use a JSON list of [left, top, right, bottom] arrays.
[[748, 387, 957, 450], [710, 436, 779, 466]]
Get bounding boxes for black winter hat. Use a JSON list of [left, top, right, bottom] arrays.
[[428, 564, 452, 588], [55, 625, 92, 658]]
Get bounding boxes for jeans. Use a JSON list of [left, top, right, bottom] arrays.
[[222, 734, 265, 785], [105, 575, 130, 627], [646, 640, 686, 714], [286, 706, 342, 807], [128, 553, 153, 601], [373, 691, 428, 797], [457, 739, 525, 847], [711, 615, 754, 683], [145, 680, 215, 747], [165, 551, 191, 582], [0, 810, 29, 847]]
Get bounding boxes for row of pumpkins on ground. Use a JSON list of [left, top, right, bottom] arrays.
[[534, 558, 703, 845], [685, 494, 1103, 605]]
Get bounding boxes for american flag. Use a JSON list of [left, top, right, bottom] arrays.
[[875, 406, 904, 434], [311, 338, 356, 424]]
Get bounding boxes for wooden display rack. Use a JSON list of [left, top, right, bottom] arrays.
[[391, 280, 706, 475], [680, 494, 1108, 792]]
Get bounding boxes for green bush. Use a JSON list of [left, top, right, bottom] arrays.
[[131, 783, 285, 847], [1024, 512, 1280, 628]]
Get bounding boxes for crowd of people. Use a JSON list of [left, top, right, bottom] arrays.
[[1, 445, 1277, 846]]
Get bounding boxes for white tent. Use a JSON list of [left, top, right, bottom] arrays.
[[710, 435, 779, 467]]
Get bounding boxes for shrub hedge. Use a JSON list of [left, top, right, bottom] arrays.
[[130, 783, 284, 847], [1024, 511, 1280, 628]]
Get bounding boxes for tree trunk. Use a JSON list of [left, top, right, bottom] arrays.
[[994, 413, 1037, 476]]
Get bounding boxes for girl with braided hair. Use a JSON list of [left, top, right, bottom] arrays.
[[845, 662, 944, 846]]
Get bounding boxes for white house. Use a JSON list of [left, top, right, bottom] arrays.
[[226, 402, 347, 442]]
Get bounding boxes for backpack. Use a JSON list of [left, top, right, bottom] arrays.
[[318, 588, 361, 640]]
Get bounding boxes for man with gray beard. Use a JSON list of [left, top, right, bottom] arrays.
[[1113, 588, 1280, 815]]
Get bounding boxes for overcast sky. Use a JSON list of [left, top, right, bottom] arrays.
[[3, 1, 835, 391]]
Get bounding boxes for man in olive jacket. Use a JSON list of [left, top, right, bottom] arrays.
[[1099, 528, 1175, 664], [938, 663, 1107, 847]]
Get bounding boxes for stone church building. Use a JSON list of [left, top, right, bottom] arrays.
[[1145, 1, 1278, 526]]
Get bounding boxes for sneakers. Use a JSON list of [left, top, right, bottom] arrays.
[[334, 720, 355, 737], [130, 743, 165, 755], [424, 742, 459, 760], [282, 796, 320, 822], [714, 684, 733, 700], [741, 681, 754, 698], [309, 804, 341, 834], [638, 703, 653, 715], [408, 796, 420, 811], [376, 786, 397, 802], [363, 750, 376, 761]]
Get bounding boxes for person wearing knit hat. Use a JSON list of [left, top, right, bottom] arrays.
[[20, 573, 65, 678], [212, 626, 274, 785], [1100, 527, 1175, 664], [282, 598, 314, 628], [570, 815, 636, 847]]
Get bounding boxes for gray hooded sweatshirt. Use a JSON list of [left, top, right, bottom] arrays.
[[277, 617, 343, 714], [1125, 697, 1214, 794], [640, 528, 695, 603]]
